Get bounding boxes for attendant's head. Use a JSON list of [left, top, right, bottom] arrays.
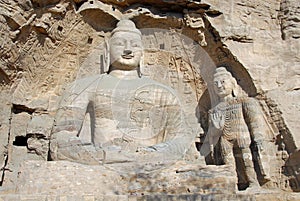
[[213, 67, 246, 100]]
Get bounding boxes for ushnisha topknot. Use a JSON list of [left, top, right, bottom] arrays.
[[111, 19, 142, 37], [213, 67, 233, 78]]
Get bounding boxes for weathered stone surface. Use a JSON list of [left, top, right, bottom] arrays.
[[202, 67, 278, 190], [4, 112, 31, 186], [285, 150, 300, 191], [279, 0, 300, 40], [14, 160, 236, 195], [201, 1, 300, 153], [198, 1, 299, 191], [0, 193, 300, 201], [1, 162, 300, 201], [26, 113, 53, 159], [0, 0, 298, 199], [0, 90, 11, 184]]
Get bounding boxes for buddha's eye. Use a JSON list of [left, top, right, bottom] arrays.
[[114, 42, 124, 46], [134, 106, 143, 112], [131, 40, 142, 47], [111, 39, 125, 46]]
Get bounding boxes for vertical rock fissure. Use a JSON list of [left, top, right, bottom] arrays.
[[265, 97, 297, 154], [278, 0, 300, 40], [0, 105, 13, 186]]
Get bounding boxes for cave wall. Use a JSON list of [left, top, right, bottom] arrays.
[[0, 0, 299, 193]]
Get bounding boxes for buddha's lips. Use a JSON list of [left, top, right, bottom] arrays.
[[122, 54, 134, 59], [216, 87, 225, 92]]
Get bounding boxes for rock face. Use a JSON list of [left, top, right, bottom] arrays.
[[0, 0, 299, 199], [279, 0, 300, 40], [14, 161, 236, 195]]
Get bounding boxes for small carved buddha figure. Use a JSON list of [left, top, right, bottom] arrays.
[[50, 19, 195, 170], [207, 67, 270, 190]]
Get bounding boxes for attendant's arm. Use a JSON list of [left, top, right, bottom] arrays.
[[242, 97, 266, 149]]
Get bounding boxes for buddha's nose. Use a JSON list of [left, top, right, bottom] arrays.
[[217, 81, 222, 88], [123, 49, 132, 55]]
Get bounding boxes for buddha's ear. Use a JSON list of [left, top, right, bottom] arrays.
[[232, 78, 239, 97], [138, 52, 144, 77], [101, 37, 110, 74]]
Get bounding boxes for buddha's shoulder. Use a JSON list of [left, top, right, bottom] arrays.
[[65, 74, 106, 90], [73, 74, 106, 83], [139, 77, 176, 92]]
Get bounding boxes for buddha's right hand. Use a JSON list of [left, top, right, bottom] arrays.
[[103, 149, 135, 164], [136, 146, 157, 153]]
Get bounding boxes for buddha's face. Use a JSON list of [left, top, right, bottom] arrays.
[[109, 31, 143, 71], [213, 75, 234, 98]]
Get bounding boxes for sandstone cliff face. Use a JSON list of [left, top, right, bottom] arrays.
[[0, 0, 299, 197], [204, 0, 300, 150]]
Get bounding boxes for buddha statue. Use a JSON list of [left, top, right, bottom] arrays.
[[49, 19, 196, 171]]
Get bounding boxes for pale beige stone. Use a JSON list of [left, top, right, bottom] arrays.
[[0, 0, 298, 198], [202, 67, 277, 190], [14, 160, 236, 195], [50, 19, 198, 170]]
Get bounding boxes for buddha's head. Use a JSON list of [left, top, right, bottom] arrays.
[[108, 19, 143, 72]]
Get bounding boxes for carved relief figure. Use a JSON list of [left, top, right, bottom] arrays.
[[207, 67, 271, 190], [49, 20, 195, 169]]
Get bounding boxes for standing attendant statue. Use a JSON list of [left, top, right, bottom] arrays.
[[206, 67, 271, 190]]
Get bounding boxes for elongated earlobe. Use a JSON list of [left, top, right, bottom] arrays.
[[138, 53, 144, 77], [232, 79, 238, 97], [101, 38, 110, 74]]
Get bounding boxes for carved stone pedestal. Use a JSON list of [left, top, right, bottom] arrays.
[[10, 161, 236, 195], [0, 160, 299, 200]]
